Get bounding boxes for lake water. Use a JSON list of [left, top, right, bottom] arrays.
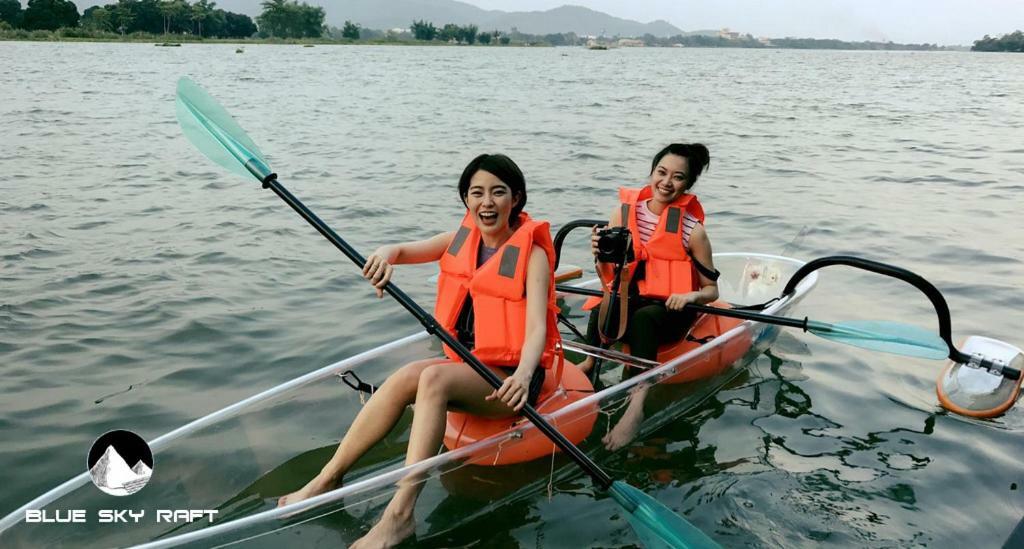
[[1, 42, 1023, 547]]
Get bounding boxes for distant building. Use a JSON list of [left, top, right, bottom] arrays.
[[758, 36, 773, 46], [617, 38, 644, 47], [718, 28, 741, 40]]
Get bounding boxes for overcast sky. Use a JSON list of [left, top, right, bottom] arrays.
[[465, 0, 1024, 45]]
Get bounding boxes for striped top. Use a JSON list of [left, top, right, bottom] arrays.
[[635, 199, 699, 249]]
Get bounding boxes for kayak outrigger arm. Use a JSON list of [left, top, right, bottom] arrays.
[[552, 218, 606, 271], [781, 255, 1021, 381], [556, 253, 1021, 382], [557, 284, 812, 330]]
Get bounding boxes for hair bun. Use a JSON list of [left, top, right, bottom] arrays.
[[650, 143, 711, 189]]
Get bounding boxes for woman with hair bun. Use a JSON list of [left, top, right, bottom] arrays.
[[581, 143, 720, 449]]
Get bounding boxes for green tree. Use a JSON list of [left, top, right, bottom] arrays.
[[158, 0, 175, 33], [973, 34, 996, 51], [410, 19, 435, 41], [299, 1, 323, 37], [341, 18, 358, 39], [458, 23, 477, 44], [190, 0, 213, 37], [22, 0, 79, 30], [477, 31, 490, 44], [80, 5, 112, 31], [1008, 30, 1024, 51], [203, 6, 228, 36], [257, 0, 322, 38], [973, 30, 1023, 52], [438, 22, 458, 42], [257, 0, 286, 37], [168, 0, 189, 33], [0, 0, 21, 27], [122, 0, 165, 34], [113, 1, 133, 34], [221, 10, 255, 37], [543, 32, 566, 46]]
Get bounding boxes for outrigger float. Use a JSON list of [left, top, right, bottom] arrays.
[[2, 78, 1020, 548]]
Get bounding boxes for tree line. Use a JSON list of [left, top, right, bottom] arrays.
[[330, 20, 513, 45], [0, 0, 327, 39], [972, 30, 1024, 52], [329, 20, 559, 46], [408, 20, 503, 44], [767, 37, 940, 51], [255, 0, 323, 39], [0, 0, 253, 37], [0, 4, 970, 50]]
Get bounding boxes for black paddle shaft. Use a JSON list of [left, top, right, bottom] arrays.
[[556, 284, 811, 330], [260, 176, 615, 490]]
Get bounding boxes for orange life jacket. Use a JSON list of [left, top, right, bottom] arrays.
[[435, 211, 563, 377], [621, 186, 705, 298]]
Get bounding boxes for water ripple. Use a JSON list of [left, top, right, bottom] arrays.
[[2, 43, 1023, 547]]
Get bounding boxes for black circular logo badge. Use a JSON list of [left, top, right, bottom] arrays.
[[87, 430, 154, 496]]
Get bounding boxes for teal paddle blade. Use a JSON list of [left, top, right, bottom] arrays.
[[806, 319, 949, 359], [175, 77, 274, 182], [609, 481, 719, 549]]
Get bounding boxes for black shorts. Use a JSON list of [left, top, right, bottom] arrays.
[[499, 366, 546, 407]]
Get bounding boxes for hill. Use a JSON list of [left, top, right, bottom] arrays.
[[70, 0, 685, 37]]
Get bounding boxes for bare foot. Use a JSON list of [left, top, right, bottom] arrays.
[[602, 407, 644, 451], [578, 356, 595, 374], [277, 474, 339, 507], [350, 507, 416, 549], [602, 387, 649, 451]]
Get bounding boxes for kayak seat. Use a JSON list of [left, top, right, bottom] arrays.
[[443, 360, 597, 465]]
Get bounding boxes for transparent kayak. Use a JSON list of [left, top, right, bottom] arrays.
[[0, 252, 817, 548]]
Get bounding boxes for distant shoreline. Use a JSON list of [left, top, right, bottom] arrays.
[[0, 31, 532, 47], [0, 35, 967, 52], [0, 36, 461, 46]]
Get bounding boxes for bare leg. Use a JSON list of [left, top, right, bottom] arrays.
[[277, 358, 446, 507], [351, 363, 517, 548], [602, 304, 685, 451]]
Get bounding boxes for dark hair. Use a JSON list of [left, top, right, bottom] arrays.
[[650, 143, 711, 190], [458, 153, 527, 222]]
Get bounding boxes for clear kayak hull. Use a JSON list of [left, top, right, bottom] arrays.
[[0, 253, 817, 548]]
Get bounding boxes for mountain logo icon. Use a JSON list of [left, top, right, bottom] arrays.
[[87, 430, 154, 496]]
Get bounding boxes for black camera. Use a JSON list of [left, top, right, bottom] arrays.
[[596, 226, 633, 264]]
